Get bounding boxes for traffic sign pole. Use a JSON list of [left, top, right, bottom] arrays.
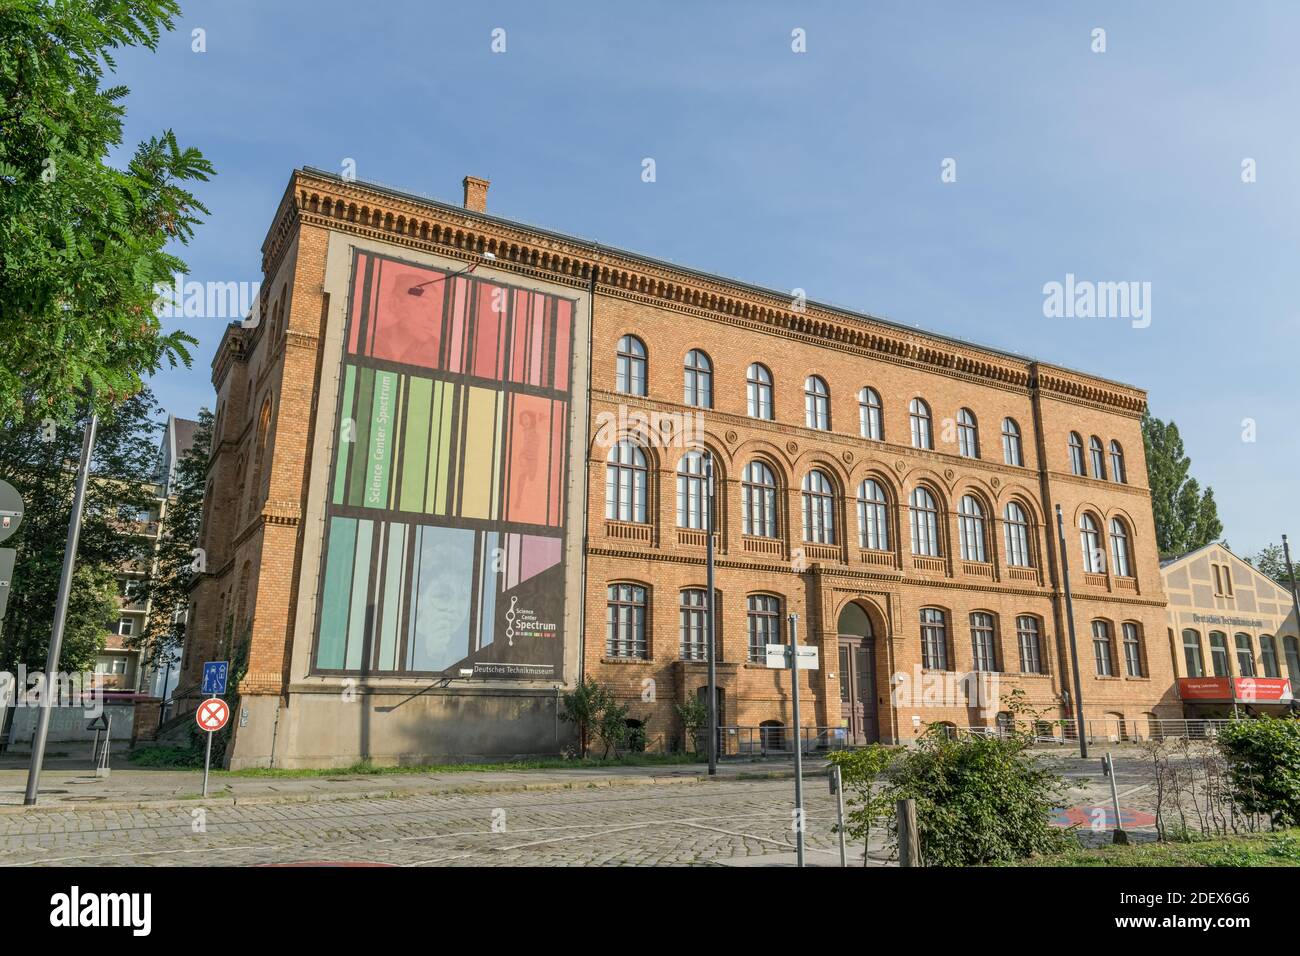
[[203, 730, 213, 798], [195, 697, 230, 797], [789, 612, 805, 868]]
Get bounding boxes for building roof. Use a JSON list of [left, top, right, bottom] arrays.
[[292, 166, 1147, 398], [1160, 541, 1296, 600]]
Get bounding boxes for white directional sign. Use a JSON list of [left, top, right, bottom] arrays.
[[764, 644, 819, 671]]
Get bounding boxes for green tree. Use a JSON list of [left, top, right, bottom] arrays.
[[1247, 543, 1298, 589], [0, 0, 213, 425], [1142, 411, 1223, 557], [131, 408, 210, 676], [0, 388, 161, 673], [675, 696, 708, 754], [559, 678, 623, 759]]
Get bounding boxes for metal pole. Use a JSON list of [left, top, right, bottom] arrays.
[[789, 612, 805, 868], [1106, 752, 1129, 844], [1283, 536, 1300, 673], [202, 730, 213, 798], [1054, 504, 1088, 759], [832, 764, 847, 867], [704, 452, 717, 775], [24, 404, 98, 805]]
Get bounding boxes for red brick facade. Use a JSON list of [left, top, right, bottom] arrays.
[[177, 168, 1179, 765]]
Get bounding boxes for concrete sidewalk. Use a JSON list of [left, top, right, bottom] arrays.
[[0, 756, 824, 815]]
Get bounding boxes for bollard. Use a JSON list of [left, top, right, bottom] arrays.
[[897, 798, 921, 867]]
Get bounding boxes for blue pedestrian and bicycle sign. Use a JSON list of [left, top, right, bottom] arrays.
[[201, 661, 229, 696]]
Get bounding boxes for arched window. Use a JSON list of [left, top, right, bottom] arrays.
[[1123, 622, 1143, 677], [1209, 631, 1230, 677], [1092, 620, 1114, 676], [910, 487, 941, 557], [1109, 518, 1131, 577], [909, 398, 933, 450], [1017, 616, 1043, 673], [1089, 436, 1106, 479], [856, 479, 890, 552], [683, 349, 712, 408], [920, 608, 948, 670], [605, 441, 647, 522], [1003, 501, 1032, 567], [616, 335, 647, 396], [746, 594, 781, 663], [957, 408, 979, 458], [747, 363, 773, 420], [1284, 636, 1300, 679], [1068, 432, 1085, 476], [1235, 633, 1256, 677], [676, 452, 707, 529], [958, 495, 987, 562], [970, 612, 998, 671], [804, 375, 830, 430], [859, 387, 883, 440], [1079, 513, 1103, 573], [1260, 634, 1280, 678], [801, 470, 836, 544], [679, 589, 710, 661], [1109, 440, 1126, 483], [1001, 418, 1023, 466], [1182, 629, 1205, 677], [742, 460, 778, 538], [606, 583, 647, 658]]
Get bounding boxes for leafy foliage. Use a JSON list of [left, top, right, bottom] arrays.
[[826, 744, 898, 865], [1219, 717, 1300, 828], [674, 695, 708, 753], [0, 388, 162, 673], [889, 728, 1073, 866], [1141, 411, 1222, 557], [559, 678, 618, 759], [1247, 543, 1299, 589], [0, 0, 213, 423]]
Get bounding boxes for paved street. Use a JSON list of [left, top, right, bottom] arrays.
[[0, 746, 1169, 866], [0, 778, 870, 867]]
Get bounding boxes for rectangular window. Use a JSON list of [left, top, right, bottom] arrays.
[[1017, 616, 1042, 674], [1092, 621, 1113, 676], [970, 613, 997, 671], [747, 596, 781, 663], [1123, 623, 1142, 678], [920, 609, 947, 670], [116, 617, 134, 637]]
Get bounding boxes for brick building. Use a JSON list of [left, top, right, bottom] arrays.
[[178, 168, 1180, 768]]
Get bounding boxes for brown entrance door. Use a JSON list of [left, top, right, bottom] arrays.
[[838, 636, 879, 743]]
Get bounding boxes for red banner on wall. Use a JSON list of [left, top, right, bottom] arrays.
[[1178, 677, 1293, 701]]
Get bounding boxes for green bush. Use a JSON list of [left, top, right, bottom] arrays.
[[1218, 717, 1300, 827], [826, 744, 899, 865], [890, 728, 1072, 866]]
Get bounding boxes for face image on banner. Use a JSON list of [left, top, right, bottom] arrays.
[[312, 250, 578, 680]]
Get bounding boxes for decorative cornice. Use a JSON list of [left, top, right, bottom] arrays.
[[259, 168, 1148, 414]]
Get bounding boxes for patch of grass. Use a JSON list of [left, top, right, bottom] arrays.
[[128, 746, 203, 768], [215, 751, 705, 778], [1021, 829, 1300, 867]]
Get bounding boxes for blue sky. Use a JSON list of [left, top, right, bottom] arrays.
[[112, 1, 1299, 555]]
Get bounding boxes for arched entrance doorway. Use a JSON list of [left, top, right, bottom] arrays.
[[837, 602, 880, 744]]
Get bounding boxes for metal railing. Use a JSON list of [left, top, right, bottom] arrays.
[[961, 717, 1237, 744], [693, 725, 855, 758]]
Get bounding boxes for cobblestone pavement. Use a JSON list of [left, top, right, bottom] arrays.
[[0, 779, 880, 867], [0, 747, 1173, 866]]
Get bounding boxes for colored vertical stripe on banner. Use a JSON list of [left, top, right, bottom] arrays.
[[317, 516, 358, 669], [333, 365, 357, 505], [377, 521, 406, 671]]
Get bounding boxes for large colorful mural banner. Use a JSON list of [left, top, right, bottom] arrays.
[[312, 251, 579, 679]]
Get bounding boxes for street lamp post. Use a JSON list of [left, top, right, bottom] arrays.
[[24, 403, 99, 806], [704, 451, 717, 776], [1054, 504, 1088, 758]]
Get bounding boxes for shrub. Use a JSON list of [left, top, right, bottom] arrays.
[[675, 697, 708, 754], [826, 744, 899, 865], [890, 727, 1072, 866], [1218, 717, 1300, 827]]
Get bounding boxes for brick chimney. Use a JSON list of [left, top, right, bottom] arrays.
[[462, 175, 490, 213]]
